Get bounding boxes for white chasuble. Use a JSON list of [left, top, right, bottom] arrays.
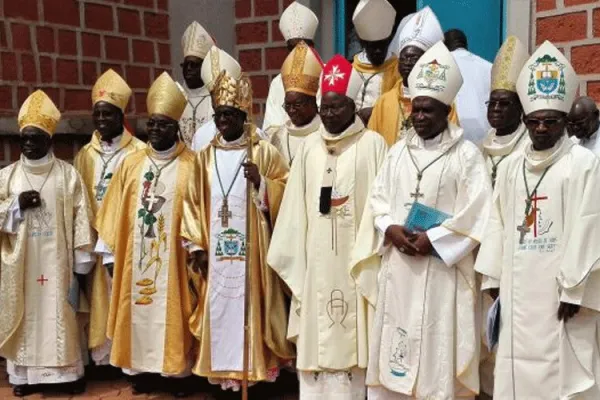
[[180, 84, 213, 148], [208, 142, 248, 372], [268, 119, 387, 380], [267, 116, 321, 166], [0, 155, 94, 384], [475, 136, 600, 399], [575, 127, 600, 156], [352, 125, 491, 399]]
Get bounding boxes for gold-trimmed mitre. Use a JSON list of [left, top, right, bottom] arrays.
[[147, 72, 187, 121], [92, 68, 132, 112], [182, 21, 214, 59], [212, 71, 253, 115], [18, 90, 61, 136], [491, 36, 529, 93], [281, 41, 323, 96]]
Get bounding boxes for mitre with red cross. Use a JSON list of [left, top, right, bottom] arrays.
[[321, 54, 362, 100]]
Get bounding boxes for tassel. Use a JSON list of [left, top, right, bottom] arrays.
[[319, 186, 332, 214]]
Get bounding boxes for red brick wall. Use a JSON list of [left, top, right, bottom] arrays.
[[0, 0, 171, 165], [235, 0, 294, 120], [535, 0, 600, 102]]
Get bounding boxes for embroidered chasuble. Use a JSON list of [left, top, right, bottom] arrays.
[[267, 118, 387, 399], [74, 129, 145, 361], [181, 130, 295, 387], [351, 124, 491, 399], [95, 143, 196, 375], [0, 155, 94, 383], [475, 136, 600, 399], [180, 84, 213, 148], [352, 53, 399, 110], [267, 116, 321, 165], [368, 81, 460, 146]]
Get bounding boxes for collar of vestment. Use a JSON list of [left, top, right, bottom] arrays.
[[184, 82, 210, 100], [146, 141, 186, 161], [90, 128, 135, 154], [524, 133, 573, 171], [210, 124, 260, 151], [286, 115, 321, 138], [353, 52, 396, 73], [482, 122, 527, 157], [405, 123, 463, 154], [20, 152, 55, 175], [320, 117, 365, 154]]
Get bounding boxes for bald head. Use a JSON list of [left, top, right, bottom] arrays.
[[567, 96, 600, 139]]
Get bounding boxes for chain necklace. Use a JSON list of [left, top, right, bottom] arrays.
[[516, 160, 552, 244], [406, 137, 456, 203], [213, 146, 247, 227], [489, 130, 527, 188], [94, 147, 125, 201], [187, 95, 210, 133], [145, 153, 178, 212]]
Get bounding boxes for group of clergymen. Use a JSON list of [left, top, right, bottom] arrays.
[[1, 0, 600, 399]]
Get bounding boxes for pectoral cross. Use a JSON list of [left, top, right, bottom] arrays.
[[219, 199, 232, 227], [147, 189, 160, 212], [517, 220, 530, 244], [37, 274, 48, 286], [410, 173, 424, 201]]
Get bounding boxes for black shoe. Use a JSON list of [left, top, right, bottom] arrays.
[[131, 374, 155, 395], [169, 377, 195, 398], [63, 379, 86, 395], [12, 384, 34, 397]]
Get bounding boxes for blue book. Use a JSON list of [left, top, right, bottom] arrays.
[[404, 202, 451, 259]]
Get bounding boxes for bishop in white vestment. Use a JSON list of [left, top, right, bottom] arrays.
[[267, 41, 323, 165], [476, 41, 600, 399], [352, 43, 492, 399], [179, 21, 215, 147], [263, 1, 319, 130], [0, 91, 95, 397], [74, 69, 145, 366], [269, 55, 387, 400]]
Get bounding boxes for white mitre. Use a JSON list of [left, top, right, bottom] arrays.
[[397, 6, 443, 53], [279, 1, 319, 41], [181, 21, 214, 59], [408, 41, 463, 106], [516, 40, 578, 115], [352, 0, 396, 41], [201, 46, 242, 91]]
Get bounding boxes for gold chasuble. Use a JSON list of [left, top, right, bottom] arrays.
[[181, 132, 295, 386], [95, 143, 196, 375], [74, 129, 144, 353], [368, 80, 460, 146], [353, 56, 400, 108]]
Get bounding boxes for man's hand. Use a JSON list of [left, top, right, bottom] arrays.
[[385, 225, 420, 256], [411, 231, 434, 256], [18, 191, 41, 210], [357, 108, 373, 125], [192, 250, 209, 279], [243, 162, 261, 190], [558, 302, 581, 322]]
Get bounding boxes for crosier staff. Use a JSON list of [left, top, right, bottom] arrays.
[[242, 122, 253, 400]]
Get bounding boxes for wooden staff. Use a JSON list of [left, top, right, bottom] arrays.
[[242, 124, 253, 400]]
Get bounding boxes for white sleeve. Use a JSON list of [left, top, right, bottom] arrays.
[[375, 215, 395, 236], [427, 225, 478, 267], [74, 249, 96, 274], [182, 239, 203, 253], [1, 197, 23, 233], [481, 276, 500, 290], [94, 237, 114, 265], [252, 177, 269, 212]]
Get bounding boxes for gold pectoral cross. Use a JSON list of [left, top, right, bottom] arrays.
[[219, 198, 232, 227]]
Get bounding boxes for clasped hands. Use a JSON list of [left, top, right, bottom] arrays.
[[385, 225, 433, 257]]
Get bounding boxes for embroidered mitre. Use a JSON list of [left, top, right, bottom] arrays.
[[279, 1, 319, 42], [491, 36, 529, 93], [92, 68, 132, 112], [201, 46, 242, 92], [212, 71, 253, 115], [181, 21, 214, 59], [18, 90, 61, 136], [281, 41, 323, 97]]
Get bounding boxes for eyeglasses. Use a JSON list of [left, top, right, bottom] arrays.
[[485, 100, 516, 108], [319, 104, 348, 116], [399, 54, 422, 63], [282, 100, 311, 112], [147, 119, 177, 130], [524, 117, 564, 128]]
